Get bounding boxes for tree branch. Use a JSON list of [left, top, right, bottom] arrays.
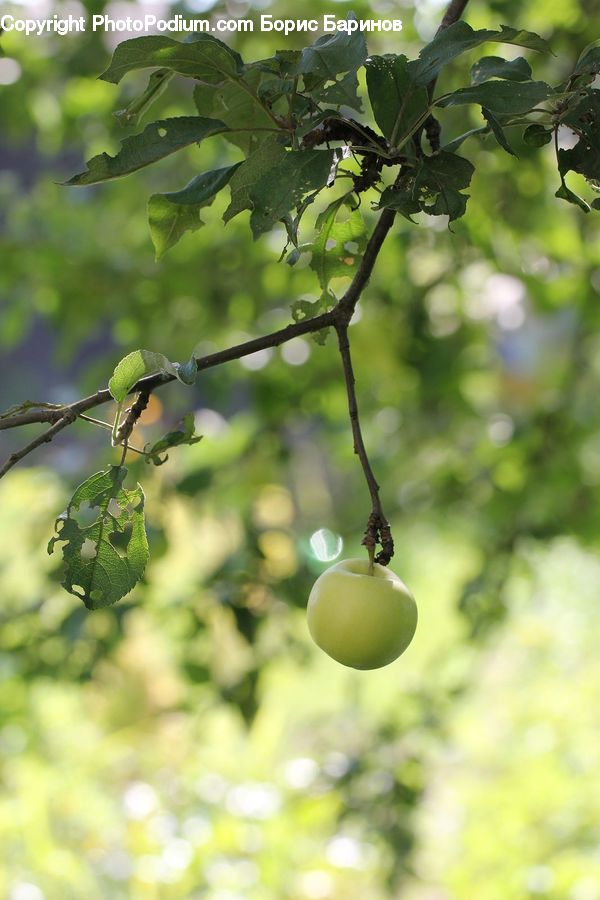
[[0, 308, 336, 477], [0, 410, 77, 479], [0, 0, 472, 508]]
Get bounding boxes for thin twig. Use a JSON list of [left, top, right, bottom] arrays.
[[0, 411, 76, 479], [0, 308, 336, 476]]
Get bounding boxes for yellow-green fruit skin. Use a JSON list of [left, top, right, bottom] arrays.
[[307, 558, 417, 670]]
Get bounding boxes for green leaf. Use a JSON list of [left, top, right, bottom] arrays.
[[555, 181, 590, 212], [148, 164, 241, 258], [523, 123, 553, 147], [291, 292, 332, 344], [66, 117, 226, 186], [47, 466, 149, 609], [471, 55, 532, 85], [557, 91, 600, 200], [223, 134, 289, 223], [482, 108, 516, 156], [100, 34, 243, 85], [249, 149, 335, 238], [441, 127, 488, 152], [308, 196, 367, 291], [108, 350, 179, 402], [145, 413, 203, 466], [559, 142, 600, 185], [573, 40, 600, 79], [298, 16, 367, 83], [164, 165, 242, 207], [561, 90, 600, 146], [193, 69, 278, 155], [437, 80, 553, 115], [365, 54, 429, 146], [378, 176, 422, 222], [223, 135, 286, 222], [413, 21, 551, 86], [115, 68, 174, 127], [384, 151, 474, 222], [148, 197, 203, 260], [313, 70, 363, 112]]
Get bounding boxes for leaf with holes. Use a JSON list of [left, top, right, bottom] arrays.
[[556, 90, 600, 208], [291, 292, 332, 345], [309, 196, 367, 291], [248, 149, 335, 238], [48, 466, 149, 609], [145, 413, 203, 466], [100, 34, 243, 85], [413, 152, 475, 221], [379, 153, 474, 222], [148, 164, 241, 258], [312, 70, 363, 112], [193, 69, 279, 155], [66, 117, 226, 186]]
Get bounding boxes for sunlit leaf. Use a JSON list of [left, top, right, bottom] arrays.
[[47, 466, 148, 609], [66, 117, 226, 186], [145, 413, 203, 466], [100, 34, 243, 85]]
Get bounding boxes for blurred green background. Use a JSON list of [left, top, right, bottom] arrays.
[[1, 0, 600, 897]]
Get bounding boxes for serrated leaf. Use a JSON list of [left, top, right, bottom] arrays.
[[309, 196, 367, 290], [298, 15, 367, 82], [249, 149, 335, 238], [148, 164, 241, 258], [194, 69, 278, 155], [108, 350, 179, 402], [47, 466, 148, 609], [378, 176, 422, 222], [100, 34, 243, 85], [482, 108, 516, 155], [366, 54, 429, 146], [145, 413, 203, 466], [523, 123, 553, 147], [224, 134, 289, 223], [66, 117, 226, 186], [471, 55, 532, 85], [115, 68, 174, 126], [437, 80, 553, 115], [313, 70, 363, 111], [413, 21, 551, 86], [412, 151, 474, 221]]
